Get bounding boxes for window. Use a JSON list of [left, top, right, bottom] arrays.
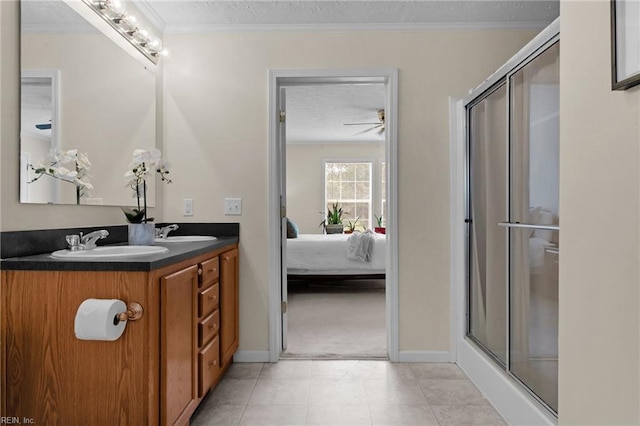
[[325, 161, 372, 230]]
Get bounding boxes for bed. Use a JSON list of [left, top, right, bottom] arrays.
[[286, 233, 386, 279]]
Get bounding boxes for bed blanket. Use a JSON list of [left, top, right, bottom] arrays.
[[346, 230, 375, 263]]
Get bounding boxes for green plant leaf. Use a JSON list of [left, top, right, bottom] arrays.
[[121, 206, 146, 223]]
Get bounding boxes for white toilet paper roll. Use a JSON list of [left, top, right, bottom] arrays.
[[74, 299, 127, 341]]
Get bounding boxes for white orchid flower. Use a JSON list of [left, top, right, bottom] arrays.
[[76, 152, 92, 169], [53, 166, 78, 180], [75, 178, 93, 190]]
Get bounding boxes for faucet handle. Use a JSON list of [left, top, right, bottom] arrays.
[[65, 234, 81, 251]]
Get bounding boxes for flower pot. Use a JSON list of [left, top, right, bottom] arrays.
[[128, 223, 155, 246], [325, 224, 344, 234], [374, 227, 386, 234]]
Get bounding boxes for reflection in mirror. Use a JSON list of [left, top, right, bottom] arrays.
[[20, 0, 156, 206]]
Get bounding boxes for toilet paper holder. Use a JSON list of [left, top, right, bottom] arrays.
[[114, 302, 144, 324]]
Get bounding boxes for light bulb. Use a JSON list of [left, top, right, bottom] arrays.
[[149, 38, 162, 50], [136, 28, 150, 44], [100, 0, 126, 17]]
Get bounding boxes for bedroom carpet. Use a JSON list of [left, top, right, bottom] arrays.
[[282, 279, 387, 359]]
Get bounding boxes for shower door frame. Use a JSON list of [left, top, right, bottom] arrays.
[[450, 17, 560, 426]]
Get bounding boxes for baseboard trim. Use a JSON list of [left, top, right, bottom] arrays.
[[457, 340, 556, 425], [233, 350, 271, 363], [398, 351, 451, 363]]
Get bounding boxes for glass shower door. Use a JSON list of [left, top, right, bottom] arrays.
[[467, 83, 508, 365], [466, 39, 560, 415], [509, 42, 560, 412]]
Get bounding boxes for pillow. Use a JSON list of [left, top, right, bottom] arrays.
[[286, 218, 299, 239]]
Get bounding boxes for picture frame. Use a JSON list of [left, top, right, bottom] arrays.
[[611, 0, 640, 90]]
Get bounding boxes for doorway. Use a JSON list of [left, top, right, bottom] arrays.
[[268, 69, 399, 362]]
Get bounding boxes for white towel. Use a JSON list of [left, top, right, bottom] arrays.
[[346, 230, 375, 263]]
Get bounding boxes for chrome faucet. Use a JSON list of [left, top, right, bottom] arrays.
[[81, 230, 109, 249], [65, 229, 109, 251], [156, 224, 178, 239]]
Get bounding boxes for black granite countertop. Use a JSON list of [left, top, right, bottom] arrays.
[[0, 237, 238, 272], [0, 223, 239, 272]]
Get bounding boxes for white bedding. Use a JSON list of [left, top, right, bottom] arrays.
[[287, 233, 386, 275]]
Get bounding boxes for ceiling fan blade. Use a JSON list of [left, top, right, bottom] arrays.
[[343, 122, 381, 126], [351, 123, 384, 136], [351, 126, 377, 136]]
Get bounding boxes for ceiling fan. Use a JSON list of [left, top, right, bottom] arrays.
[[343, 109, 385, 136]]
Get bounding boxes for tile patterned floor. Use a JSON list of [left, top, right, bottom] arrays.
[[190, 360, 507, 426]]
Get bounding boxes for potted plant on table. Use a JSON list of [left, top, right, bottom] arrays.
[[320, 202, 347, 234], [123, 149, 172, 245], [344, 217, 360, 234], [374, 214, 386, 234]]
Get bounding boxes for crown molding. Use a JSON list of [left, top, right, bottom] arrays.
[[133, 0, 167, 33], [163, 20, 551, 34]]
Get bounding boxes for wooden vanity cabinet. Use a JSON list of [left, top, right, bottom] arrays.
[[1, 243, 239, 426], [220, 248, 239, 365], [161, 265, 198, 426], [157, 246, 237, 425]]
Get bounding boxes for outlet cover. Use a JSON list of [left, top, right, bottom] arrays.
[[224, 198, 242, 216], [183, 199, 194, 216]]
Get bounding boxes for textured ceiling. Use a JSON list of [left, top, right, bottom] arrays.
[[140, 0, 559, 32], [286, 84, 386, 144]]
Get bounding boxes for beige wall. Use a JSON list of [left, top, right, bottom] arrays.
[[161, 29, 537, 353], [0, 0, 160, 230], [559, 1, 640, 423], [287, 142, 385, 234]]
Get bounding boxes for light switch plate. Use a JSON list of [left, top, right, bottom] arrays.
[[183, 199, 194, 216], [225, 198, 242, 216]]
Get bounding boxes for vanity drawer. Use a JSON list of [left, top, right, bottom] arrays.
[[199, 310, 219, 347], [199, 257, 219, 288], [199, 284, 219, 317], [198, 335, 220, 397]]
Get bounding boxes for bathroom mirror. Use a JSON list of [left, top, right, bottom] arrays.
[[20, 0, 157, 206]]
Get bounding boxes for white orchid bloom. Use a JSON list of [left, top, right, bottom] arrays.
[[53, 166, 78, 180], [75, 178, 93, 190], [76, 152, 92, 169], [57, 149, 78, 164]]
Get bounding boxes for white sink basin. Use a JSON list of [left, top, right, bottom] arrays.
[[155, 236, 217, 243], [51, 245, 169, 259]]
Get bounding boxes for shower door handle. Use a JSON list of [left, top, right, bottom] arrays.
[[497, 222, 560, 231]]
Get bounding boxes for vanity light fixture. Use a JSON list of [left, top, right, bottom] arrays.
[[83, 0, 168, 64]]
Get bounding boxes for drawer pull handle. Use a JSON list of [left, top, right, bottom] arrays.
[[197, 268, 203, 276], [208, 295, 215, 301], [208, 268, 216, 273], [208, 323, 216, 330], [224, 256, 230, 261], [208, 360, 217, 367]]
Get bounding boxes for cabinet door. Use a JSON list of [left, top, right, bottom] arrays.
[[161, 265, 198, 426], [220, 248, 239, 366]]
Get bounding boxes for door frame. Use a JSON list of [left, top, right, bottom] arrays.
[[268, 68, 399, 362]]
